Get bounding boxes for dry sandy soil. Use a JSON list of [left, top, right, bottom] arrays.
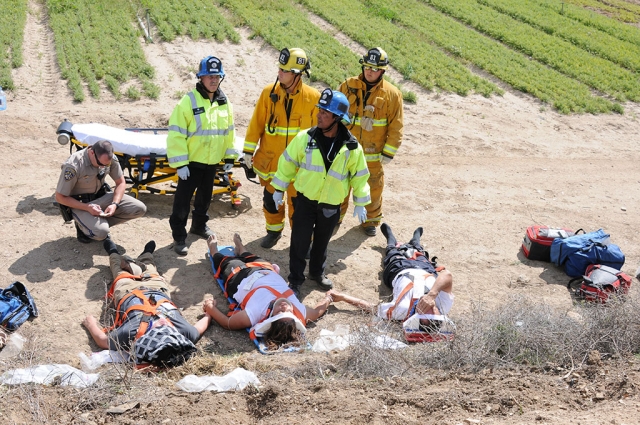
[[1, 1, 640, 424]]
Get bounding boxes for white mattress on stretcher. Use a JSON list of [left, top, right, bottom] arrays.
[[71, 123, 244, 157]]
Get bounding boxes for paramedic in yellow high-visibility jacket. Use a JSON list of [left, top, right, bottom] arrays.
[[167, 56, 237, 256], [338, 47, 404, 237], [271, 88, 371, 297], [243, 48, 320, 249]]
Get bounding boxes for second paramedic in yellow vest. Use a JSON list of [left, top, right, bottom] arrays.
[[271, 89, 371, 296], [167, 56, 237, 256], [243, 48, 321, 249], [338, 47, 404, 237]]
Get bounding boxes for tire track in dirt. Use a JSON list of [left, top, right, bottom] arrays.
[[14, 0, 64, 109]]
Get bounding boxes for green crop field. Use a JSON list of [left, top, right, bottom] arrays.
[[2, 0, 640, 113], [0, 0, 27, 90]]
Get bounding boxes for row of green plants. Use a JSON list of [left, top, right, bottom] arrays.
[[138, 0, 239, 43], [47, 0, 159, 101], [296, 0, 500, 97], [561, 0, 640, 23], [215, 0, 364, 89], [362, 0, 615, 113], [426, 0, 640, 102], [477, 0, 640, 73], [0, 0, 27, 90], [534, 0, 640, 47]]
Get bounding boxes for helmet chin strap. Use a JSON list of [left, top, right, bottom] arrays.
[[321, 116, 340, 135], [362, 66, 385, 85], [199, 76, 224, 93], [279, 73, 301, 92]]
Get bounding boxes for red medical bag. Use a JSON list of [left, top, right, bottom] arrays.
[[522, 226, 576, 262]]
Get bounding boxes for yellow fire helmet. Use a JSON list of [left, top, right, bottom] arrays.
[[359, 47, 389, 70], [278, 48, 311, 76]]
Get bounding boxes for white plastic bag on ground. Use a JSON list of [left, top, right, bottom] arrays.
[[0, 333, 25, 359], [1, 364, 99, 388], [312, 325, 351, 352], [78, 350, 129, 371], [372, 335, 408, 350], [176, 367, 260, 393]]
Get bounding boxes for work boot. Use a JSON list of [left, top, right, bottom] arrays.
[[308, 274, 333, 290], [380, 223, 397, 247], [174, 240, 188, 256], [75, 223, 92, 244], [260, 231, 282, 249], [142, 240, 156, 255], [103, 238, 118, 255], [363, 226, 377, 237], [289, 284, 301, 299], [409, 227, 424, 248], [189, 225, 214, 239]]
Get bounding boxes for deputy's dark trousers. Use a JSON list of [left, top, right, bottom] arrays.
[[288, 193, 341, 287], [169, 164, 217, 242]]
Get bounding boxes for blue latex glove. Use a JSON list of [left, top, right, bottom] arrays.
[[177, 166, 190, 180], [272, 191, 285, 207], [354, 205, 367, 224], [381, 156, 392, 165], [222, 163, 233, 172]]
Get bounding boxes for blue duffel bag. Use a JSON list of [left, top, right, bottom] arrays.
[[550, 229, 625, 277]]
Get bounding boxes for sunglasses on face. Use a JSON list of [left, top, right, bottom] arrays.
[[363, 66, 382, 72], [92, 149, 111, 167]]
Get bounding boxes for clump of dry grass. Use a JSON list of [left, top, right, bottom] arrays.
[[337, 294, 640, 378]]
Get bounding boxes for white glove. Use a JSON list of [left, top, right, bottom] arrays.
[[381, 156, 392, 165], [243, 153, 253, 166], [354, 205, 367, 224], [222, 162, 233, 172], [272, 191, 285, 207], [177, 166, 190, 180]]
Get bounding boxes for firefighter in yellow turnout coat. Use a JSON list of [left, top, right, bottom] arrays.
[[243, 48, 320, 249], [271, 89, 371, 296], [167, 56, 237, 255], [338, 47, 404, 237]]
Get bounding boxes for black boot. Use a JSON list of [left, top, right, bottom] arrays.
[[260, 231, 282, 249], [409, 227, 423, 248], [380, 223, 397, 247], [76, 223, 92, 244], [142, 240, 156, 255], [103, 238, 118, 255]]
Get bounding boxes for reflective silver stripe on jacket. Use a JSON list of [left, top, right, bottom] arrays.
[[271, 176, 289, 190], [186, 92, 234, 138]]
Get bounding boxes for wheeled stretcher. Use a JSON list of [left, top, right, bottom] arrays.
[[55, 121, 253, 205]]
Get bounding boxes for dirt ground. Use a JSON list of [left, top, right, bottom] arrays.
[[1, 1, 640, 424]]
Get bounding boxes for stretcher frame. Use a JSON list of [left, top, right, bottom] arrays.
[[57, 121, 243, 205]]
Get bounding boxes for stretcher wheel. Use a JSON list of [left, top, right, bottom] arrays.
[[130, 187, 139, 199]]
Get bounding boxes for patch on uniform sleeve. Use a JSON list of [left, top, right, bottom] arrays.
[[64, 167, 76, 181]]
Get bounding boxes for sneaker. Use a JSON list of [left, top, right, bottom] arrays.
[[363, 226, 377, 237], [75, 223, 92, 244], [260, 231, 282, 249], [174, 240, 188, 256], [189, 226, 214, 239], [308, 274, 333, 290]]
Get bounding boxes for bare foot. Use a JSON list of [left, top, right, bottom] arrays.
[[233, 232, 245, 255], [207, 234, 218, 254]]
